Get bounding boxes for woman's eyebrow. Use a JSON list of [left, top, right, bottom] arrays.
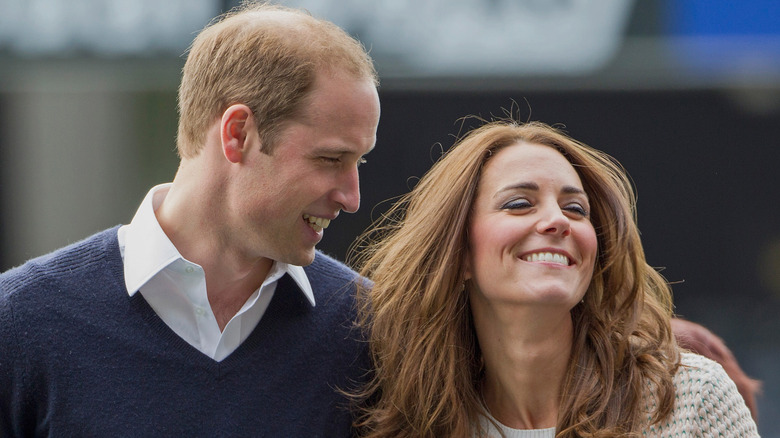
[[494, 182, 587, 199], [495, 181, 539, 198], [561, 185, 587, 196]]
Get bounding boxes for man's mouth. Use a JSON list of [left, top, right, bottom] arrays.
[[303, 214, 331, 233], [522, 252, 570, 266]]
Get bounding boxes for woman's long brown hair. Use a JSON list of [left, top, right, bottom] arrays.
[[349, 121, 679, 437]]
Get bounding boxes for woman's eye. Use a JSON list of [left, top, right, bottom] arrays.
[[502, 199, 532, 210], [564, 203, 589, 217]]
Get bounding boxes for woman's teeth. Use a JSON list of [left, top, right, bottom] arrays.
[[523, 252, 569, 265]]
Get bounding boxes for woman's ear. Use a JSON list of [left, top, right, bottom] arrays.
[[462, 251, 472, 282], [220, 104, 252, 163]]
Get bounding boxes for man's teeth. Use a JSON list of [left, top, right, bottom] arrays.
[[303, 214, 331, 232], [523, 252, 569, 265]]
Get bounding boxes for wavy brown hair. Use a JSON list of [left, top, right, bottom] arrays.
[[350, 120, 680, 437]]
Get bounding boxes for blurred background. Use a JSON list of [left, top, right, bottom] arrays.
[[1, 0, 778, 433]]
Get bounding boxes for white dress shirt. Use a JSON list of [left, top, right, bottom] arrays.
[[117, 183, 315, 362]]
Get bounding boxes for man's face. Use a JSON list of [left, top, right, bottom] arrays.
[[228, 71, 380, 266]]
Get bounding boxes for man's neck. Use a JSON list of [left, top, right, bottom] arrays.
[[154, 162, 276, 330]]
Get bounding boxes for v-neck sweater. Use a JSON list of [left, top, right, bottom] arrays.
[[0, 227, 368, 437]]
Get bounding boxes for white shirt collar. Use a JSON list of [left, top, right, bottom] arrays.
[[119, 183, 315, 306]]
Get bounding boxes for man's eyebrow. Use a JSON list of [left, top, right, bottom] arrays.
[[311, 146, 348, 154], [312, 146, 374, 155], [311, 145, 375, 156]]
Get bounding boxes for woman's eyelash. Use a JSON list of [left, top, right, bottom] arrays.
[[501, 199, 589, 217], [502, 199, 532, 209], [565, 204, 589, 217]]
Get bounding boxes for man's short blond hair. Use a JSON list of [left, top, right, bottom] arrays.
[[177, 2, 378, 157]]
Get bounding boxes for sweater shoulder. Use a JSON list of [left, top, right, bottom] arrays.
[[305, 250, 361, 285], [0, 227, 122, 301], [674, 352, 742, 396], [643, 352, 759, 437], [299, 251, 368, 317]]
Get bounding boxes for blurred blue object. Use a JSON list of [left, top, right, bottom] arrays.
[[665, 0, 780, 77]]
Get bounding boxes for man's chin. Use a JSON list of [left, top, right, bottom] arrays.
[[288, 248, 317, 267]]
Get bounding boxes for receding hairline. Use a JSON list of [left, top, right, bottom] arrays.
[[199, 7, 320, 47], [223, 8, 314, 30], [204, 5, 379, 83]]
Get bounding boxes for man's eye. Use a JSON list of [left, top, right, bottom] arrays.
[[502, 199, 531, 210], [320, 156, 340, 164]]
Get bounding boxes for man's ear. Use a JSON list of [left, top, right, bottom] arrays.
[[220, 104, 253, 163]]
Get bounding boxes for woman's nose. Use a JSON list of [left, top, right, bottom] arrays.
[[537, 206, 571, 237]]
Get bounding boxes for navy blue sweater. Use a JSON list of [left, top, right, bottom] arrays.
[[0, 228, 369, 437]]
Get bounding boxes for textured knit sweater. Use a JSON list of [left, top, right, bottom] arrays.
[[478, 352, 759, 437], [0, 227, 369, 437]]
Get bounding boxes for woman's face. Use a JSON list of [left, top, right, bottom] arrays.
[[465, 142, 597, 310]]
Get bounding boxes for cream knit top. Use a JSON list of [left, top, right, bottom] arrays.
[[478, 353, 759, 437]]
